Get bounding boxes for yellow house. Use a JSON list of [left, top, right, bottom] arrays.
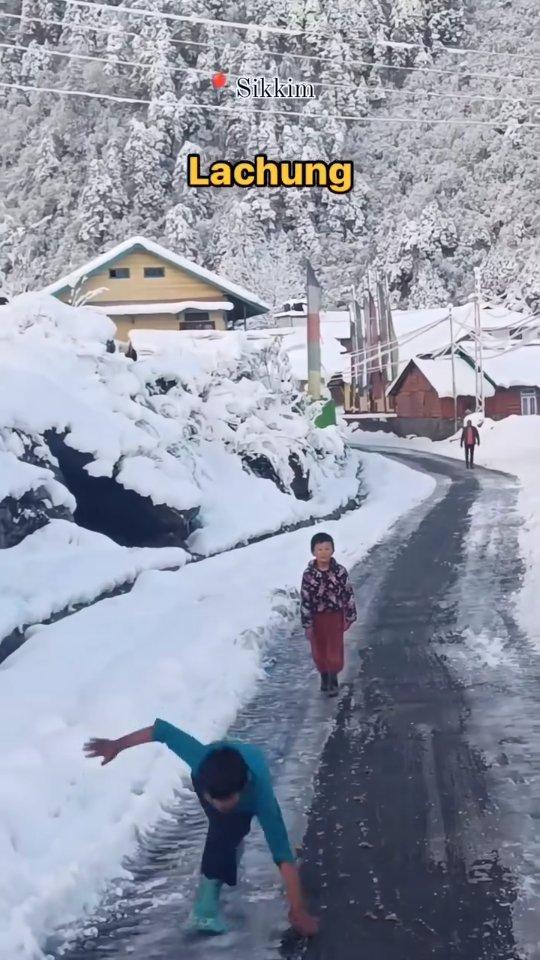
[[41, 235, 269, 341]]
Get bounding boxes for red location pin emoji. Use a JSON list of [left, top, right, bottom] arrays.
[[212, 72, 227, 90]]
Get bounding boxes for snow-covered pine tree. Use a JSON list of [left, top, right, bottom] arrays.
[[76, 157, 119, 245], [0, 0, 534, 309]]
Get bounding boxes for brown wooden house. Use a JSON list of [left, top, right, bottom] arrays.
[[463, 345, 540, 419], [388, 347, 539, 438], [388, 356, 492, 418], [487, 386, 539, 418]]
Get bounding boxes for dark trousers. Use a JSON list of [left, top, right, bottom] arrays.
[[193, 776, 253, 886], [464, 444, 475, 467]]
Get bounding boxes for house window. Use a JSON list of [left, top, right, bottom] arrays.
[[182, 310, 214, 330], [144, 266, 165, 278], [109, 267, 130, 279], [521, 389, 537, 415]]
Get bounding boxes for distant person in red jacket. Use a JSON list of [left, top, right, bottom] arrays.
[[301, 533, 357, 697], [460, 419, 480, 469]]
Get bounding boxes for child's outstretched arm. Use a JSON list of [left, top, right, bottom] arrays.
[[84, 719, 205, 770], [84, 727, 154, 765], [85, 719, 206, 770]]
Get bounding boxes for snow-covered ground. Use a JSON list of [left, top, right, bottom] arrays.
[[350, 416, 540, 648], [0, 521, 187, 647], [0, 453, 435, 959]]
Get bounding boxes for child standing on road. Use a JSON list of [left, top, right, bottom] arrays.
[[84, 721, 318, 938], [301, 532, 357, 696]]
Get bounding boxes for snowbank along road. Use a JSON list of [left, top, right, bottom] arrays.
[[47, 449, 539, 960]]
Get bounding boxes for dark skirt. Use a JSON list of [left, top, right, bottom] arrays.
[[310, 610, 345, 674]]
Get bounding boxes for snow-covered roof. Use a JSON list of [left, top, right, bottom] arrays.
[[479, 305, 531, 331], [392, 305, 473, 368], [460, 343, 540, 389], [391, 303, 532, 372], [91, 300, 234, 316], [389, 355, 495, 399], [268, 310, 351, 339], [127, 324, 349, 383], [276, 322, 350, 384], [246, 327, 298, 339], [320, 311, 351, 338], [128, 328, 224, 355], [39, 236, 270, 315]]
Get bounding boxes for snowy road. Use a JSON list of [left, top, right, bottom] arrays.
[[47, 451, 539, 960]]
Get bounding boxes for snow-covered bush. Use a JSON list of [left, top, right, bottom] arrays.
[[0, 295, 358, 556]]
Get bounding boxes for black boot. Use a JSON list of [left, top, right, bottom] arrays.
[[320, 672, 329, 692], [327, 673, 339, 697]]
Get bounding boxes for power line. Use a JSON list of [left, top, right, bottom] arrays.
[[3, 79, 539, 127], [2, 8, 538, 87], [0, 79, 151, 106], [3, 39, 539, 107], [432, 330, 540, 372], [347, 311, 455, 366], [390, 40, 540, 63], [389, 309, 539, 371], [27, 0, 540, 62], [346, 304, 538, 371], [55, 0, 303, 37]]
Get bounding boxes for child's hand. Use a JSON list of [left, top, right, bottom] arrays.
[[84, 737, 120, 765], [289, 906, 319, 937]]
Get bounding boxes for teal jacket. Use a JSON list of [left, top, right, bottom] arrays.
[[153, 719, 295, 865]]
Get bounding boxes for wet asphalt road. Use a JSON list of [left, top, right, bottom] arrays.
[[288, 451, 525, 960], [47, 450, 537, 960]]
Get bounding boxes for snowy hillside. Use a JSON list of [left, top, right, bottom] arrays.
[[0, 0, 536, 310], [0, 294, 360, 649]]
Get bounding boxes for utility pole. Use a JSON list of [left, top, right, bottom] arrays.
[[368, 268, 384, 377], [377, 272, 391, 413], [473, 268, 484, 421], [348, 285, 358, 411], [384, 274, 399, 383], [359, 296, 368, 411], [306, 262, 321, 400], [449, 303, 458, 433]]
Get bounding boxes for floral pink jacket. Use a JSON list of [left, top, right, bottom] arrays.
[[300, 558, 357, 629]]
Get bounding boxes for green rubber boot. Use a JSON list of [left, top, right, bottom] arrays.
[[187, 877, 228, 935]]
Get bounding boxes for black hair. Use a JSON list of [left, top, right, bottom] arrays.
[[197, 747, 249, 799], [310, 532, 335, 553]]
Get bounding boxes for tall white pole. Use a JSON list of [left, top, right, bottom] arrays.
[[449, 303, 458, 433], [349, 285, 358, 411], [473, 268, 484, 421], [306, 263, 321, 400]]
